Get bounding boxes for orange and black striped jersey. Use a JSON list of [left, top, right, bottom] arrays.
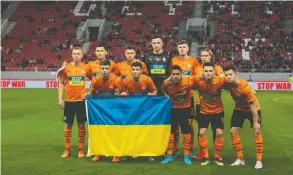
[[122, 74, 156, 94], [170, 56, 199, 76], [191, 75, 225, 114], [86, 60, 118, 80], [90, 73, 122, 95], [161, 77, 193, 108], [224, 79, 260, 111], [194, 63, 224, 104], [58, 62, 87, 101], [117, 59, 148, 78]]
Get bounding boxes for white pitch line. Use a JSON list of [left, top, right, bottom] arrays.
[[272, 98, 293, 104]]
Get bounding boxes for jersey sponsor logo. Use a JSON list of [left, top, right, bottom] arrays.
[[150, 64, 166, 74], [200, 92, 219, 102], [93, 72, 101, 77], [68, 76, 85, 86], [182, 70, 191, 75]]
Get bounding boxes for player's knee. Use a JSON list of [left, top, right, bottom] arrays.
[[198, 130, 206, 137], [65, 123, 73, 129], [230, 127, 239, 135], [216, 129, 223, 137], [77, 122, 85, 128]]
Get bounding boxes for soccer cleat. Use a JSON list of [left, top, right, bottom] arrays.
[[201, 158, 210, 166], [112, 156, 120, 163], [92, 155, 101, 162], [161, 155, 173, 164], [148, 156, 155, 162], [184, 156, 192, 165], [61, 149, 71, 158], [78, 150, 85, 158], [196, 152, 204, 160], [214, 158, 224, 166], [231, 158, 245, 166], [189, 151, 197, 159], [255, 161, 263, 169]]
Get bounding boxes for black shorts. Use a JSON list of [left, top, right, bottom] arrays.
[[63, 101, 87, 124], [171, 108, 192, 134], [195, 104, 200, 120], [231, 109, 262, 128], [197, 112, 224, 129]]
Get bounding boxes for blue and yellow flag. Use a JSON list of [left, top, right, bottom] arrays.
[[86, 95, 171, 156]]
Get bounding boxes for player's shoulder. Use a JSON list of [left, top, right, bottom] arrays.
[[239, 79, 251, 91]]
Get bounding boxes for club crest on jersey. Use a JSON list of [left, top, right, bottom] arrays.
[[163, 57, 166, 62], [188, 64, 191, 68]]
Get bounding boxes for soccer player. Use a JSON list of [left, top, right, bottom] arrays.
[[190, 62, 226, 166], [117, 46, 148, 79], [120, 61, 157, 162], [57, 46, 87, 158], [121, 61, 157, 96], [84, 59, 122, 162], [170, 40, 199, 158], [194, 48, 224, 160], [86, 45, 119, 80], [144, 35, 171, 95], [223, 66, 263, 169], [161, 65, 193, 165]]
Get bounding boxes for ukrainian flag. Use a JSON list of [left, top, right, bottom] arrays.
[[86, 95, 171, 156]]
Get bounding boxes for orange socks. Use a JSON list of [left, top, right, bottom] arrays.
[[64, 128, 72, 150], [214, 137, 224, 159], [189, 119, 195, 152], [166, 133, 174, 155], [183, 134, 191, 156], [231, 134, 243, 159], [198, 135, 209, 159], [78, 128, 86, 150], [255, 134, 263, 161]]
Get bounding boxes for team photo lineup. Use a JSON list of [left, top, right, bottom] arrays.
[[56, 36, 263, 169], [2, 1, 293, 175]]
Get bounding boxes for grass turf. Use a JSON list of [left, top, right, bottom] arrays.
[[1, 89, 293, 175]]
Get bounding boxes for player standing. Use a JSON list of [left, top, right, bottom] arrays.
[[170, 40, 199, 158], [191, 62, 226, 166], [161, 65, 193, 165], [223, 66, 263, 169], [57, 46, 87, 158]]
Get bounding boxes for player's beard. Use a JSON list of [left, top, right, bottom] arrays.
[[102, 74, 109, 81]]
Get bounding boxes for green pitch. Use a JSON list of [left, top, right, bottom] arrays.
[[2, 89, 293, 175]]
